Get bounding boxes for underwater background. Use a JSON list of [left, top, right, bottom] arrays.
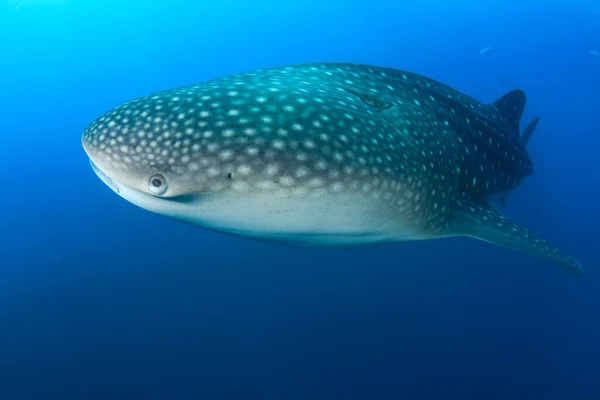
[[0, 0, 599, 398]]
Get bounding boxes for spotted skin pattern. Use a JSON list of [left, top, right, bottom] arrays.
[[82, 63, 582, 276]]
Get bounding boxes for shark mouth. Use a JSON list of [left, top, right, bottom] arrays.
[[89, 160, 120, 194]]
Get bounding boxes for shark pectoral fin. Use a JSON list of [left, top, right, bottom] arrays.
[[451, 201, 583, 276]]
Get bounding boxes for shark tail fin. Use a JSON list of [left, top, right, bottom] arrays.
[[489, 90, 526, 137], [520, 116, 540, 147], [496, 116, 540, 208], [450, 200, 583, 276]]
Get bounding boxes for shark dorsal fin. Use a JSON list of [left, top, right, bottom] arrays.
[[489, 90, 526, 138]]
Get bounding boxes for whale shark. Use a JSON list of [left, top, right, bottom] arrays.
[[81, 63, 582, 276]]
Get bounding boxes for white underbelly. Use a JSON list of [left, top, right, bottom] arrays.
[[122, 187, 427, 246], [196, 192, 400, 245]]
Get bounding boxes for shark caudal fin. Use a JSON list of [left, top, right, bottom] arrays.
[[494, 116, 540, 207], [520, 116, 540, 147], [488, 90, 527, 138], [450, 199, 583, 276], [487, 90, 539, 148]]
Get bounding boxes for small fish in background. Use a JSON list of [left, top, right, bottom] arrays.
[[590, 49, 600, 57], [479, 46, 494, 55]]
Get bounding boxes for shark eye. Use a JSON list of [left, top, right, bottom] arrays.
[[148, 173, 168, 195]]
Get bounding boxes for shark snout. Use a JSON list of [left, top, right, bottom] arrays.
[[82, 136, 120, 194], [89, 159, 120, 194]]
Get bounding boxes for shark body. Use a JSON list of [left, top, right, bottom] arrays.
[[82, 63, 582, 275]]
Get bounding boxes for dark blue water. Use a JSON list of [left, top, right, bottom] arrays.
[[1, 0, 599, 398]]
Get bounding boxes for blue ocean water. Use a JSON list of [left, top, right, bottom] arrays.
[[0, 0, 599, 398]]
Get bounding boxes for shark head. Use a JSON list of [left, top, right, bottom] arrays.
[[81, 82, 319, 239]]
